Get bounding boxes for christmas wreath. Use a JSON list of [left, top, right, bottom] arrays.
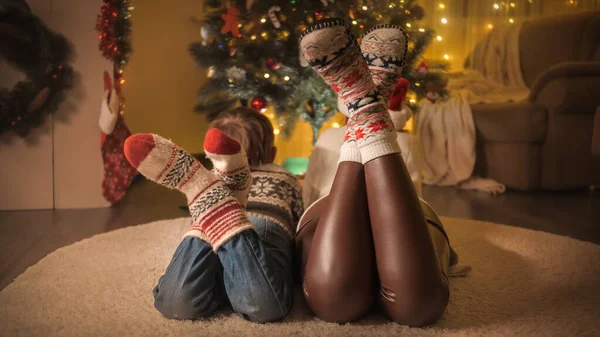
[[0, 5, 75, 137]]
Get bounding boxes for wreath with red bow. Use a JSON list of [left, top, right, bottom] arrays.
[[0, 5, 74, 137]]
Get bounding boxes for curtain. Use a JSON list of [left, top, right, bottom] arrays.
[[417, 0, 600, 71]]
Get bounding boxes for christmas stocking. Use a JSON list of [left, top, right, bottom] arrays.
[[100, 71, 138, 204]]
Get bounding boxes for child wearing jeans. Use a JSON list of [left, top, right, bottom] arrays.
[[123, 107, 303, 323]]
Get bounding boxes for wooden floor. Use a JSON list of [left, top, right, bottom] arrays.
[[1, 178, 599, 291]]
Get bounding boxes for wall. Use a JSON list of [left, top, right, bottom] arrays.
[[123, 0, 209, 154], [0, 0, 54, 210], [51, 0, 111, 209], [0, 0, 111, 210]]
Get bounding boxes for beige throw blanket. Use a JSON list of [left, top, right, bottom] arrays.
[[415, 24, 531, 194]]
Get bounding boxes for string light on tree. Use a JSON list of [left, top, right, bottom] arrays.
[[487, 23, 494, 30], [190, 0, 450, 142], [509, 18, 514, 23], [438, 3, 445, 9], [443, 54, 450, 60], [494, 3, 500, 9], [436, 35, 443, 41], [441, 17, 447, 24]]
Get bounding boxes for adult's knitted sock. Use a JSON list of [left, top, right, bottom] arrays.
[[360, 25, 408, 104], [124, 134, 254, 250], [299, 18, 384, 117], [204, 128, 251, 207], [299, 18, 400, 164]]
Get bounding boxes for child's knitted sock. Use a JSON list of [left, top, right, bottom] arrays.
[[203, 128, 251, 207], [124, 134, 254, 250], [360, 25, 408, 104], [300, 18, 400, 164]]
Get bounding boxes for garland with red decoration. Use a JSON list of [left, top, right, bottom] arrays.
[[0, 7, 75, 137], [95, 0, 133, 98]]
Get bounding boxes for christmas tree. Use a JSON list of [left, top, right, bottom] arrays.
[[190, 0, 447, 144]]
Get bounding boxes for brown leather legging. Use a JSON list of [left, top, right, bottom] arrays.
[[295, 153, 450, 326]]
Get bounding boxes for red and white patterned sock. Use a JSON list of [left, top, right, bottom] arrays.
[[124, 134, 254, 250], [361, 25, 408, 104], [300, 19, 401, 164], [204, 128, 251, 207], [299, 18, 384, 118]]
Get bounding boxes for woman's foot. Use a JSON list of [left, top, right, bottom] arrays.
[[124, 134, 254, 250], [299, 18, 383, 117], [299, 19, 401, 164], [360, 25, 408, 103]]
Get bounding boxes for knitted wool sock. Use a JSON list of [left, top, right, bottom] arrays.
[[299, 18, 382, 116], [124, 134, 254, 250], [300, 18, 400, 164], [360, 25, 408, 104], [204, 128, 251, 207]]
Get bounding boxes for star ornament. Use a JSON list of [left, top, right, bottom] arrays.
[[221, 6, 241, 36]]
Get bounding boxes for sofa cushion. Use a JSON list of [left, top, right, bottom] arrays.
[[471, 101, 547, 143]]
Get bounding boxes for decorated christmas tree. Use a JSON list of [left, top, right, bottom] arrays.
[[190, 0, 447, 143]]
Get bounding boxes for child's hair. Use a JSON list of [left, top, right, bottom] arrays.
[[209, 107, 275, 166]]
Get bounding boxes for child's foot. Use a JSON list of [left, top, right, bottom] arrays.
[[360, 25, 408, 103], [204, 128, 251, 207], [299, 18, 384, 117], [124, 134, 254, 250]]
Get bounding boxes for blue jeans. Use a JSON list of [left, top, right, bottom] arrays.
[[153, 216, 293, 323]]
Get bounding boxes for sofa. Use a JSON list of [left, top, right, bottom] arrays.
[[470, 11, 600, 190]]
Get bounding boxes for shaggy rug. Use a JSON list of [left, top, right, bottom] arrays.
[[1, 217, 599, 337]]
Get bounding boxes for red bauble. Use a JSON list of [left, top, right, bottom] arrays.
[[416, 60, 429, 74], [251, 96, 268, 111], [266, 58, 280, 70]]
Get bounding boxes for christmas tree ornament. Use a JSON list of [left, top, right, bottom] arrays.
[[425, 81, 447, 103], [389, 78, 411, 111], [349, 8, 356, 19], [200, 24, 216, 45], [221, 6, 242, 36], [228, 39, 237, 56], [207, 66, 216, 78], [416, 60, 429, 74], [250, 96, 267, 111], [266, 58, 281, 70], [268, 6, 282, 28], [226, 66, 247, 82]]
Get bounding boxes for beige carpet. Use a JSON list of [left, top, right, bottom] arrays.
[[1, 217, 599, 337]]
